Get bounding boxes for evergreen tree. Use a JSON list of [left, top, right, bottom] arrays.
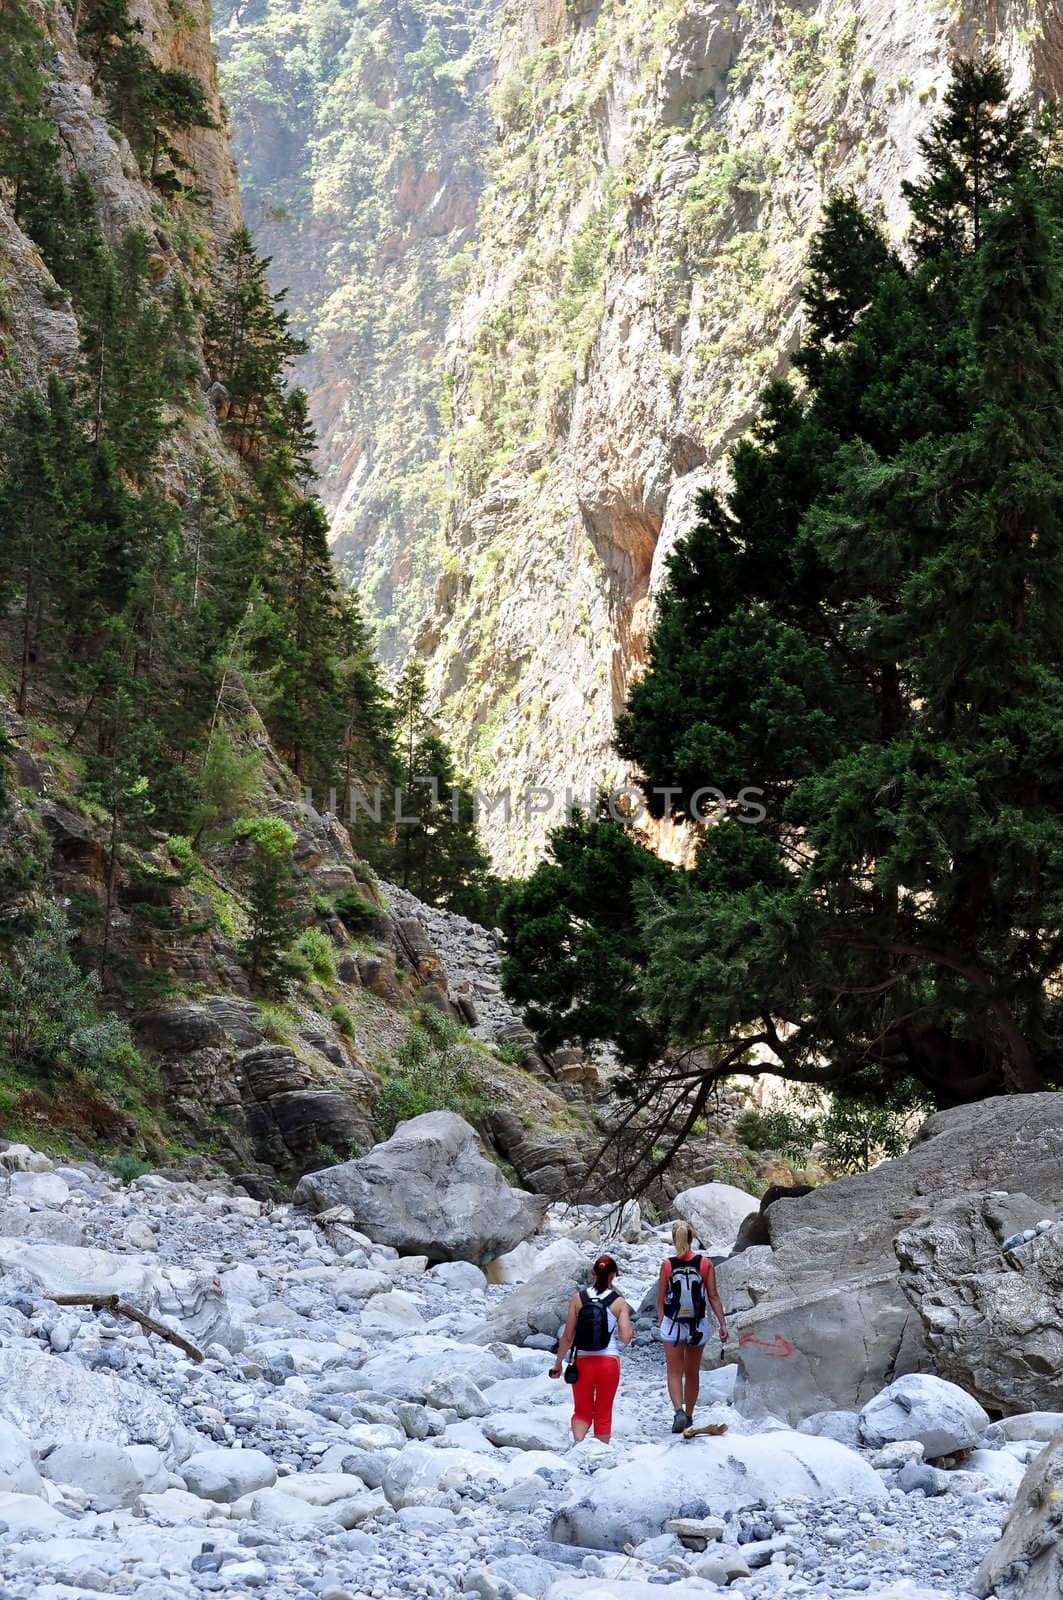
[[371, 661, 497, 917], [233, 816, 303, 988], [0, 0, 65, 230], [203, 227, 307, 463], [503, 60, 1063, 1113]]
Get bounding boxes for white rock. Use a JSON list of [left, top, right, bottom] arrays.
[[138, 1487, 233, 1524], [858, 1374, 990, 1457], [270, 1471, 367, 1505], [962, 1447, 1027, 1495], [334, 1267, 392, 1299], [0, 1421, 43, 1497], [551, 1432, 885, 1550], [0, 1489, 70, 1535], [8, 1171, 70, 1208], [619, 1200, 642, 1242], [424, 1371, 490, 1418], [0, 1240, 233, 1349], [41, 1441, 144, 1508], [544, 1579, 720, 1599], [482, 1410, 569, 1452], [983, 1411, 1063, 1444], [429, 1261, 488, 1294], [181, 1448, 277, 1503], [486, 1241, 539, 1284], [672, 1182, 759, 1250], [0, 1145, 54, 1173], [221, 1263, 269, 1306], [0, 1346, 195, 1466], [359, 1289, 425, 1331]]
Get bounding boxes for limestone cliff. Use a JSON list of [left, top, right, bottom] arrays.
[[4, 0, 239, 394], [214, 0, 503, 660], [427, 0, 1063, 869], [220, 0, 1063, 872]]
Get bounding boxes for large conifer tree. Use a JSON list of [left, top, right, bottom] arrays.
[[502, 61, 1063, 1124]]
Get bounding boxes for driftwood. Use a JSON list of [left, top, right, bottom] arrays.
[[683, 1421, 729, 1439], [46, 1292, 204, 1362]]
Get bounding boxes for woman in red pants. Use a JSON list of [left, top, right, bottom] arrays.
[[549, 1255, 633, 1442]]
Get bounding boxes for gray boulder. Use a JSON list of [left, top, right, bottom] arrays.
[[293, 1111, 546, 1264], [672, 1182, 759, 1251], [181, 1447, 277, 1503], [896, 1193, 1063, 1414], [731, 1094, 1063, 1424], [975, 1428, 1063, 1599], [462, 1242, 586, 1346], [858, 1374, 989, 1458]]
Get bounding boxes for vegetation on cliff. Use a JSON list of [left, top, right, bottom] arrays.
[[501, 64, 1063, 1162], [0, 0, 496, 1166]]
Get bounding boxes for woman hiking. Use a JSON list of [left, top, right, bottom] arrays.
[[657, 1220, 728, 1432], [549, 1255, 633, 1443]]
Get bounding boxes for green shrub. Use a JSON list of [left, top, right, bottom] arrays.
[[332, 889, 380, 934], [330, 1003, 355, 1037], [375, 1009, 484, 1135], [733, 1105, 819, 1161], [110, 1153, 150, 1184], [256, 1003, 295, 1042], [283, 927, 337, 985], [494, 1040, 527, 1067], [0, 902, 138, 1083]]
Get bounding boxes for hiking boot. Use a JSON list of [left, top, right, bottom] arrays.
[[671, 1407, 688, 1434]]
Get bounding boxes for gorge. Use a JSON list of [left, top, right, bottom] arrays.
[[219, 0, 1063, 868]]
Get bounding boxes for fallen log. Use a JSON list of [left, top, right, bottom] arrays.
[[45, 1292, 204, 1362]]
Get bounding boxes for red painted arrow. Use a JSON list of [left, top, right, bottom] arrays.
[[738, 1331, 794, 1358]]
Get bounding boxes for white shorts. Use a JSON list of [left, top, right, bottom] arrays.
[[659, 1315, 710, 1346]]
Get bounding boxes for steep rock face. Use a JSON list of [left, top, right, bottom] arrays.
[[215, 0, 503, 660], [3, 0, 240, 397], [222, 0, 1063, 871], [427, 0, 1063, 867]]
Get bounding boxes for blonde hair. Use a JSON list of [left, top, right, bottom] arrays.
[[671, 1219, 694, 1254]]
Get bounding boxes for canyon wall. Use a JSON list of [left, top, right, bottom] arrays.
[[220, 0, 1063, 870]]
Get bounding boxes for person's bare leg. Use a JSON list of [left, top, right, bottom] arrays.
[[664, 1343, 685, 1410], [571, 1418, 591, 1441], [683, 1343, 702, 1419]]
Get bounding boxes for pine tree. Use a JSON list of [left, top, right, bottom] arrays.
[[372, 661, 497, 917], [0, 0, 64, 229], [203, 227, 307, 463], [233, 816, 303, 989]]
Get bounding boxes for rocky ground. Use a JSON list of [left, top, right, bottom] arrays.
[[0, 1134, 1046, 1600]]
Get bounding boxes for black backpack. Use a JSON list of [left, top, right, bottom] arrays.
[[574, 1288, 618, 1350], [663, 1255, 706, 1326]]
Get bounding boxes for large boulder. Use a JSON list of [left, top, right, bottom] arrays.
[[0, 1238, 235, 1350], [0, 1346, 195, 1466], [462, 1242, 587, 1346], [550, 1432, 885, 1551], [673, 1182, 759, 1251], [858, 1374, 989, 1458], [731, 1094, 1063, 1424], [732, 1267, 928, 1426], [896, 1193, 1063, 1414], [975, 1428, 1063, 1599], [293, 1111, 547, 1264]]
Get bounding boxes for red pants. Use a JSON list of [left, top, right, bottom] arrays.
[[571, 1354, 621, 1437]]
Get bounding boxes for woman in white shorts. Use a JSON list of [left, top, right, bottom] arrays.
[[656, 1219, 728, 1432]]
